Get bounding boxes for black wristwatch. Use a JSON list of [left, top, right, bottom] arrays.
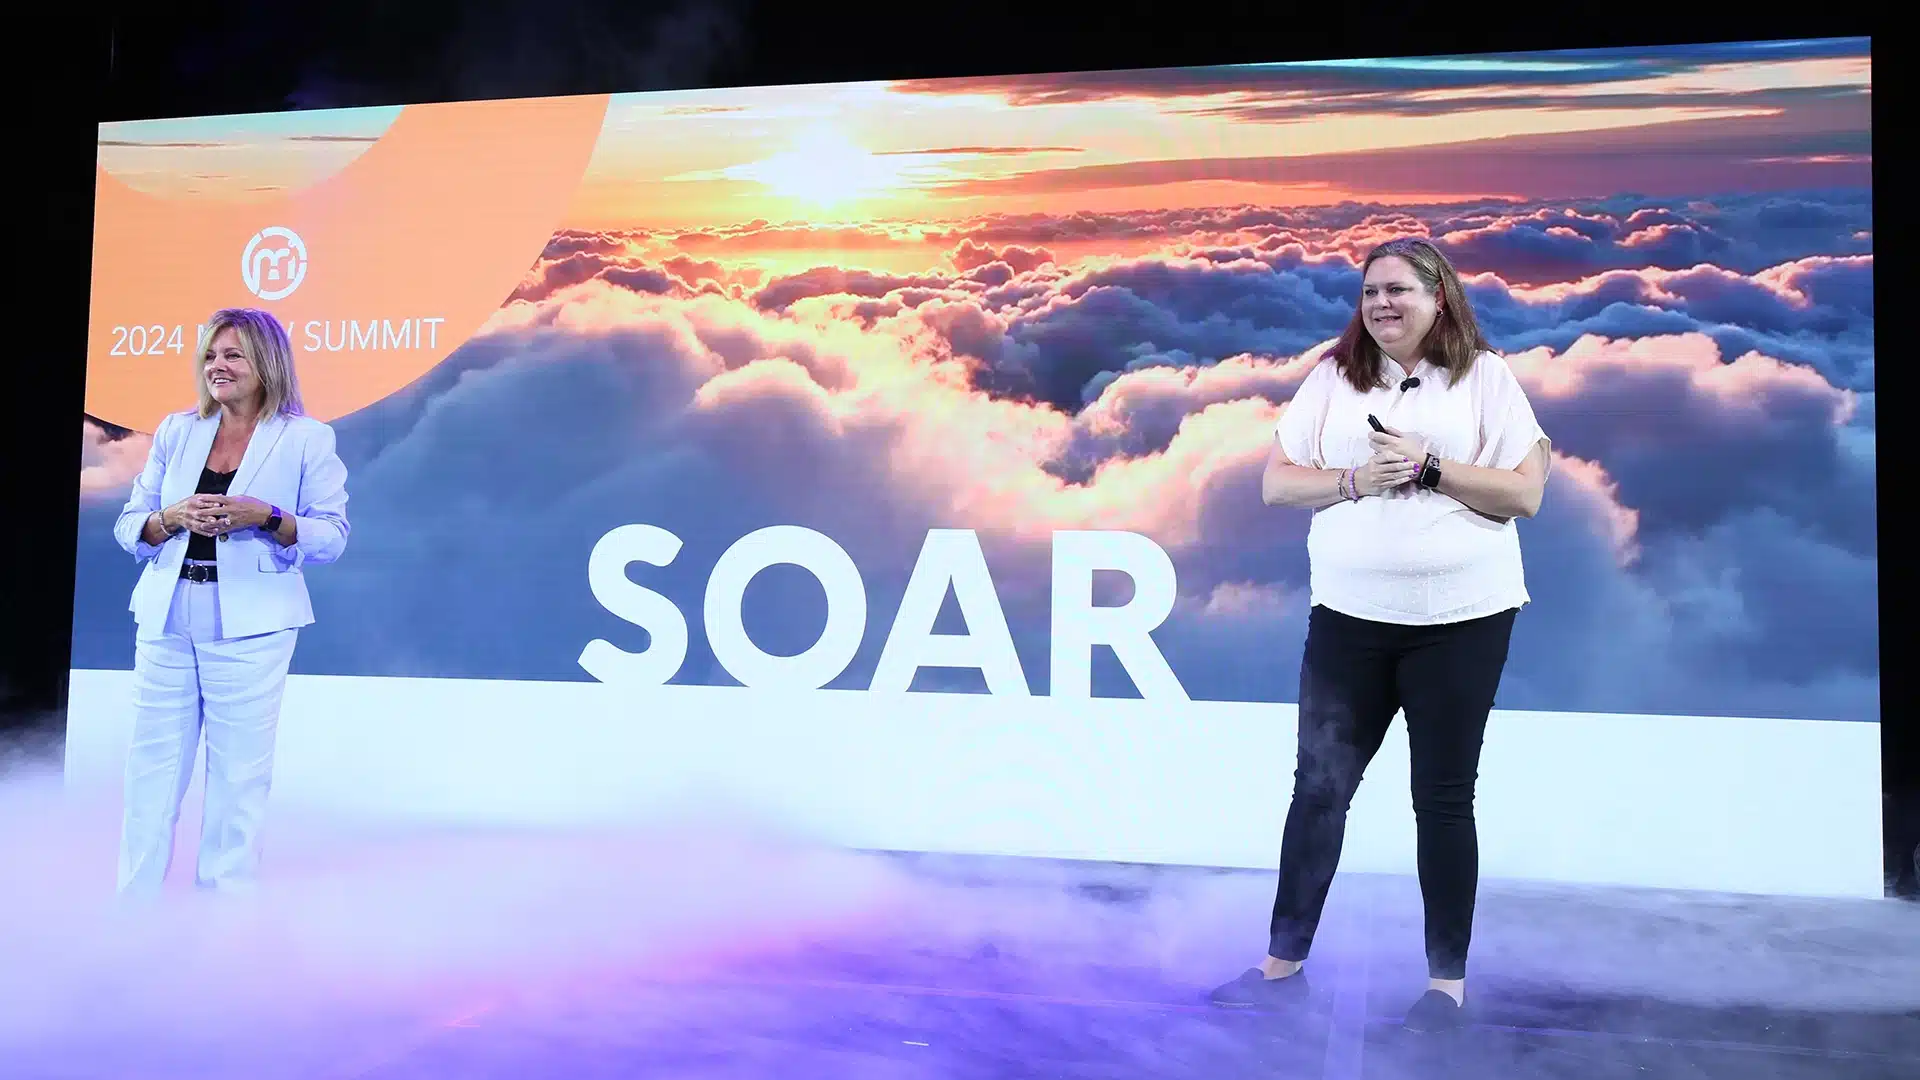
[[264, 505, 284, 533], [1416, 453, 1443, 490]]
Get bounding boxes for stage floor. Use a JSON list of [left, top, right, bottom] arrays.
[[3, 782, 1916, 1079], [3, 853, 1920, 1068]]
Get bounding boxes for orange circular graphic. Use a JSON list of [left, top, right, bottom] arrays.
[[87, 95, 611, 433]]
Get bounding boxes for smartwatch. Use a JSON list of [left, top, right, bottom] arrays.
[[1417, 454, 1443, 490], [264, 505, 284, 533]]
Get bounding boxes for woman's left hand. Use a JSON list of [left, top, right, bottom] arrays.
[[204, 495, 274, 533], [1367, 424, 1428, 466]]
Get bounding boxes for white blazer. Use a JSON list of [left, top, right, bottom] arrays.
[[114, 409, 350, 639]]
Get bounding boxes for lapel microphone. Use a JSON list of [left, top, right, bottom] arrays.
[[1400, 376, 1421, 392]]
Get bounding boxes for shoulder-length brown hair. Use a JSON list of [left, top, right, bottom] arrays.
[[195, 307, 306, 418], [1326, 237, 1492, 393]]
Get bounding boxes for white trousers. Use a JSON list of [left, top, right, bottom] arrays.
[[119, 574, 299, 894]]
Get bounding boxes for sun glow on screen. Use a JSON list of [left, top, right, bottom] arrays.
[[722, 127, 916, 210]]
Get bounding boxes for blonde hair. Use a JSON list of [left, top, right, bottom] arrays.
[[195, 308, 306, 418]]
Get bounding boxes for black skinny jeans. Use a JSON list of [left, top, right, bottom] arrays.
[[1268, 604, 1518, 981]]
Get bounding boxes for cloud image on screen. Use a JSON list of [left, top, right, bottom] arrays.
[[72, 38, 1875, 722]]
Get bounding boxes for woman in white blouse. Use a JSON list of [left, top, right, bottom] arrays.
[[1210, 238, 1551, 1032]]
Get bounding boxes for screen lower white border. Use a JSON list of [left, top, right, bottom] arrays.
[[63, 670, 1884, 898]]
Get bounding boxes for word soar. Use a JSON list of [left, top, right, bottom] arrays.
[[580, 525, 1189, 700]]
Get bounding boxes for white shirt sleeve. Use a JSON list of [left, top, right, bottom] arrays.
[[266, 419, 351, 570], [1473, 353, 1550, 473], [113, 411, 179, 561], [1274, 360, 1335, 469]]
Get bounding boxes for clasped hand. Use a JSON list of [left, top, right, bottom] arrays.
[[161, 494, 273, 537], [1355, 425, 1427, 496]]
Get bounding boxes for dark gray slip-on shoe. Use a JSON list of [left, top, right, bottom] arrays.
[[1402, 988, 1467, 1032], [1208, 968, 1313, 1009]]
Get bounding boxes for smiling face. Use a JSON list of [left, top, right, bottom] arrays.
[[202, 327, 263, 410], [1362, 255, 1443, 365]]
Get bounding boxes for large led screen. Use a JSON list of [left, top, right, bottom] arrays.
[[71, 38, 1879, 896]]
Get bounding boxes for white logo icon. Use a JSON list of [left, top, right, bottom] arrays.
[[241, 226, 308, 301]]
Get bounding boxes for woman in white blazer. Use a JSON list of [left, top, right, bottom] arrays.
[[112, 307, 349, 893]]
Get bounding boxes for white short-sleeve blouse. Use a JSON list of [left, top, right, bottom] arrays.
[[1274, 350, 1550, 626]]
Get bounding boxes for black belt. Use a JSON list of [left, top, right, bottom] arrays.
[[180, 564, 218, 583]]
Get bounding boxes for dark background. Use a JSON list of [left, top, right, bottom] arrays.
[[12, 2, 1901, 893]]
